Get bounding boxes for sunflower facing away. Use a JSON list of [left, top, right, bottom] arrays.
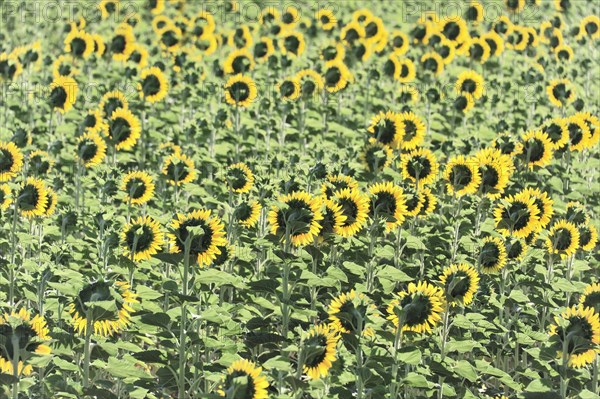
[[0, 309, 51, 376], [400, 147, 439, 187], [317, 198, 347, 241], [0, 141, 24, 182], [367, 111, 403, 149], [546, 219, 580, 259], [108, 108, 141, 151], [48, 76, 78, 113], [439, 263, 480, 306], [521, 187, 553, 229], [387, 281, 445, 334], [565, 201, 589, 226], [478, 236, 508, 273], [493, 192, 541, 238], [16, 177, 48, 218], [0, 184, 11, 211], [295, 69, 325, 100], [578, 222, 598, 252], [444, 155, 481, 196], [77, 132, 107, 168], [302, 324, 339, 380], [417, 187, 437, 217], [333, 188, 370, 237], [217, 359, 269, 398], [226, 163, 255, 194], [580, 283, 600, 313], [276, 77, 301, 102], [99, 90, 129, 117], [547, 79, 575, 108], [548, 306, 600, 368], [224, 74, 258, 108], [168, 209, 227, 268], [121, 171, 155, 205], [397, 112, 426, 151], [42, 188, 58, 217], [233, 200, 262, 229], [68, 280, 137, 337], [320, 173, 358, 199], [268, 191, 323, 246], [138, 66, 168, 103], [121, 216, 163, 261], [505, 236, 528, 261], [566, 114, 592, 152], [360, 141, 393, 172], [540, 118, 569, 150], [328, 290, 376, 337], [368, 181, 408, 231], [519, 130, 554, 169], [162, 152, 197, 186], [474, 148, 513, 199]]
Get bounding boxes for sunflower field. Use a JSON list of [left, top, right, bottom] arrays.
[[0, 0, 599, 398]]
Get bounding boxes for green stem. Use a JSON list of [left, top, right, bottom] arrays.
[[83, 312, 93, 389], [11, 334, 20, 399], [179, 235, 193, 399]]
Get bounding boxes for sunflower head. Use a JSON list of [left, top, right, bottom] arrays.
[[368, 182, 407, 231], [138, 66, 168, 103], [217, 359, 269, 398], [519, 130, 554, 169], [478, 236, 508, 273], [267, 191, 323, 246], [565, 201, 589, 226], [77, 132, 107, 168], [439, 263, 480, 306], [444, 155, 481, 196], [580, 283, 600, 313], [0, 309, 51, 376], [547, 79, 575, 108], [368, 111, 404, 149], [548, 306, 600, 368], [387, 281, 445, 334], [226, 163, 255, 194], [295, 69, 324, 100], [400, 148, 439, 187], [578, 222, 598, 252], [317, 198, 347, 241], [474, 148, 513, 199], [302, 324, 339, 380], [162, 152, 197, 186], [108, 108, 141, 151], [121, 216, 163, 262], [320, 174, 358, 199], [332, 188, 369, 238], [492, 132, 523, 157], [48, 76, 78, 113], [0, 184, 11, 211], [360, 141, 393, 172], [0, 141, 24, 182], [493, 192, 540, 238], [328, 290, 376, 337], [120, 171, 155, 205], [224, 74, 258, 108], [505, 236, 528, 261], [546, 219, 580, 259], [16, 177, 49, 218], [233, 200, 262, 229], [323, 60, 352, 93]]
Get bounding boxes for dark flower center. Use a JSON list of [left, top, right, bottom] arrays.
[[275, 199, 314, 236], [125, 178, 147, 199], [111, 35, 127, 54], [177, 218, 214, 255], [110, 117, 132, 143], [49, 86, 67, 109], [551, 227, 572, 251], [400, 293, 432, 327], [448, 164, 473, 190], [229, 81, 250, 102], [523, 138, 545, 163], [125, 223, 155, 252], [78, 140, 99, 162], [0, 148, 14, 172], [18, 184, 42, 211], [371, 191, 397, 221]]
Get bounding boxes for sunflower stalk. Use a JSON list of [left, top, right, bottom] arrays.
[[82, 309, 93, 389], [450, 196, 463, 263], [355, 314, 365, 399], [8, 198, 19, 306], [11, 333, 20, 399], [178, 232, 194, 399], [389, 322, 403, 398]]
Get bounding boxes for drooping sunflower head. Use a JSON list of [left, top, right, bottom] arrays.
[[566, 114, 592, 152], [505, 236, 528, 261], [474, 147, 513, 199], [267, 191, 323, 246], [217, 359, 269, 398], [168, 209, 228, 268], [0, 309, 51, 376], [444, 155, 481, 197], [328, 290, 376, 337], [367, 111, 404, 149], [302, 324, 339, 380], [224, 74, 258, 108], [478, 236, 508, 273], [332, 188, 369, 238], [121, 215, 163, 262], [417, 187, 437, 217], [99, 90, 129, 118], [295, 69, 324, 100], [519, 130, 554, 169], [400, 148, 439, 187], [120, 171, 155, 205], [493, 192, 541, 238], [323, 60, 352, 93], [0, 141, 24, 182], [546, 219, 580, 259], [68, 280, 138, 337], [108, 108, 141, 151], [48, 76, 78, 113], [421, 51, 445, 76], [276, 77, 301, 102], [439, 263, 480, 306], [0, 184, 11, 211], [161, 152, 197, 186], [360, 141, 393, 172], [77, 132, 107, 168], [540, 118, 569, 150], [565, 201, 589, 226], [233, 200, 262, 229], [548, 306, 600, 368], [547, 79, 575, 108], [253, 37, 275, 63], [317, 197, 347, 241], [492, 132, 523, 157], [16, 177, 48, 218], [580, 283, 600, 314], [280, 31, 305, 58], [320, 174, 358, 199], [577, 222, 598, 252], [138, 66, 169, 103], [368, 181, 407, 231], [226, 163, 255, 194], [387, 281, 445, 334], [520, 187, 553, 229]]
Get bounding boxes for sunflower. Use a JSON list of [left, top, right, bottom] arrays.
[[137, 66, 168, 103], [389, 30, 409, 55], [547, 79, 575, 108], [566, 114, 592, 152], [321, 174, 358, 199], [189, 11, 215, 40], [417, 187, 437, 217], [478, 236, 508, 273], [120, 171, 155, 206], [162, 152, 197, 186], [360, 141, 393, 172], [227, 26, 253, 49], [521, 188, 553, 229], [540, 118, 569, 150], [320, 41, 345, 63], [153, 15, 174, 35], [387, 281, 445, 334], [403, 186, 425, 217], [253, 37, 275, 63], [549, 306, 600, 368], [546, 219, 580, 259], [566, 202, 590, 226], [505, 236, 528, 261], [328, 290, 376, 337], [149, 0, 165, 14], [340, 21, 366, 45], [13, 41, 42, 70], [466, 37, 491, 63], [439, 263, 479, 306], [439, 17, 469, 45], [226, 163, 254, 194], [435, 38, 456, 65], [554, 44, 573, 63], [493, 15, 514, 36], [394, 58, 416, 83], [121, 216, 163, 261], [126, 43, 149, 68], [223, 48, 255, 75], [158, 25, 183, 52], [483, 31, 505, 57], [383, 54, 402, 80], [68, 280, 137, 337], [0, 141, 24, 182], [0, 184, 11, 211], [280, 6, 299, 28], [0, 52, 22, 82], [505, 26, 530, 51], [217, 359, 269, 398], [27, 150, 53, 176], [267, 191, 323, 246], [280, 31, 305, 58], [554, 0, 571, 12], [421, 51, 444, 76], [400, 148, 439, 187], [444, 155, 481, 196], [48, 76, 78, 113], [52, 55, 79, 79], [77, 132, 107, 168], [16, 178, 48, 218], [578, 112, 600, 147], [465, 1, 484, 24], [64, 29, 94, 59], [367, 111, 403, 149], [302, 324, 339, 380], [316, 8, 337, 31], [108, 108, 141, 151], [234, 200, 262, 229], [323, 60, 352, 93], [368, 182, 408, 231], [578, 223, 598, 252], [332, 188, 369, 238], [99, 90, 129, 117], [42, 188, 57, 217], [0, 309, 51, 376], [493, 132, 523, 157], [580, 283, 600, 313], [493, 192, 541, 238], [98, 0, 119, 19], [519, 130, 554, 169], [196, 33, 219, 56], [474, 148, 513, 199], [168, 209, 228, 268], [317, 198, 347, 241], [399, 112, 427, 150], [295, 69, 325, 100], [276, 77, 301, 102], [455, 70, 485, 100], [224, 74, 258, 108], [258, 6, 279, 25], [110, 25, 136, 62], [578, 15, 600, 40]]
